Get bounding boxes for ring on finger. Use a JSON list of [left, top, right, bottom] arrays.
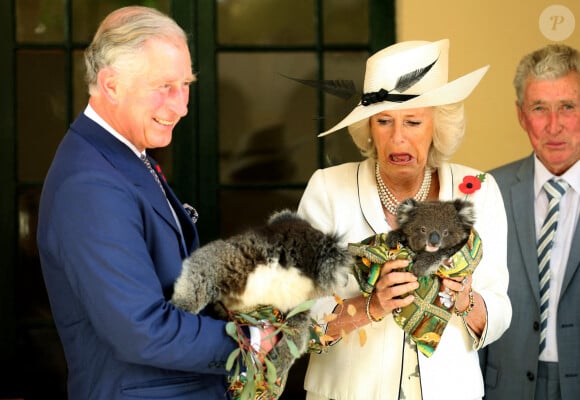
[[438, 290, 454, 309]]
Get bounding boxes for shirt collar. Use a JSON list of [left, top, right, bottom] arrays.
[[83, 104, 144, 158], [534, 155, 580, 197]]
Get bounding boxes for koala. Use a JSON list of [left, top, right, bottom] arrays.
[[386, 198, 476, 277], [171, 209, 352, 376]]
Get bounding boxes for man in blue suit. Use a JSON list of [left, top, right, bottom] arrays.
[[481, 44, 580, 399], [37, 6, 276, 399]]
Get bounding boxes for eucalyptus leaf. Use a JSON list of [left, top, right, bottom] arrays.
[[264, 357, 277, 386], [263, 325, 286, 342], [286, 299, 315, 319], [226, 348, 241, 371], [238, 312, 260, 325], [285, 336, 300, 358], [240, 372, 255, 400], [233, 362, 240, 381], [225, 321, 238, 339]]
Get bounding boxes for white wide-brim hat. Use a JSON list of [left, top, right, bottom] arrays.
[[319, 39, 489, 137]]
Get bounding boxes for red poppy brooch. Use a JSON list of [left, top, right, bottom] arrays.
[[458, 173, 486, 198]]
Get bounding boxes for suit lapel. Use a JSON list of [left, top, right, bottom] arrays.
[[560, 201, 580, 298], [151, 159, 199, 254], [71, 114, 191, 254], [512, 157, 542, 303]]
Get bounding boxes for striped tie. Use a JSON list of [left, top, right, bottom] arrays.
[[537, 178, 569, 353], [141, 154, 166, 196]]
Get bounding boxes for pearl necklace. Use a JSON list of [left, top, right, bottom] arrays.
[[375, 162, 432, 215]]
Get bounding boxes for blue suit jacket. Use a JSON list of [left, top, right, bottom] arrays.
[[37, 113, 237, 399], [481, 154, 580, 399]]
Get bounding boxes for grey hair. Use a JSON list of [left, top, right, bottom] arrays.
[[347, 102, 465, 169], [514, 44, 580, 107], [84, 6, 189, 95]]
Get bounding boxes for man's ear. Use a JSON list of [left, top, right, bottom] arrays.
[[97, 67, 120, 104], [515, 100, 527, 131]]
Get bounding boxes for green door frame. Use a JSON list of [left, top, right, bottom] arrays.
[[0, 0, 17, 364]]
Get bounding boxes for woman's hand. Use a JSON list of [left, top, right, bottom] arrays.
[[441, 274, 486, 336], [257, 323, 280, 353], [370, 258, 419, 319], [325, 258, 419, 339], [441, 275, 472, 313]]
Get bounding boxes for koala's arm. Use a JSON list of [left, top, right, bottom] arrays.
[[412, 241, 466, 277], [269, 311, 312, 377], [412, 251, 451, 277], [385, 229, 407, 249], [170, 241, 227, 314]]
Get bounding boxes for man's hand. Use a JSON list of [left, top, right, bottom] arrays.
[[249, 323, 280, 354]]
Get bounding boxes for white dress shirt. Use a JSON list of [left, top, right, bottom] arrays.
[[534, 157, 580, 362]]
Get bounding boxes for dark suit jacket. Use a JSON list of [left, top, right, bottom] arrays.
[[37, 113, 236, 399], [481, 154, 580, 399]]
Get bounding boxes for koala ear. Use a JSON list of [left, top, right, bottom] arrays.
[[396, 198, 418, 225], [454, 199, 476, 227], [268, 208, 297, 225]]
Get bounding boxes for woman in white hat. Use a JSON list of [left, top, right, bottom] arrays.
[[297, 39, 512, 400]]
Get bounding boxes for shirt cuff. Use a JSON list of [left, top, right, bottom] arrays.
[[249, 325, 261, 351]]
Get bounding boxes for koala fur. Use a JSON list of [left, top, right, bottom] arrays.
[[170, 209, 352, 376], [386, 198, 476, 277]]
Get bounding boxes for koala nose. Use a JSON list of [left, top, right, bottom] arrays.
[[428, 232, 441, 246]]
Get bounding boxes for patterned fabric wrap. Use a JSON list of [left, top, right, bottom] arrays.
[[348, 229, 483, 357]]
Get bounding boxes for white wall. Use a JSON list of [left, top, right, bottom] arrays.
[[396, 0, 580, 171]]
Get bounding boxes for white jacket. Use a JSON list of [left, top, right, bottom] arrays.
[[297, 159, 512, 400]]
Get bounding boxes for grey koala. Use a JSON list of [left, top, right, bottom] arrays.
[[386, 198, 476, 277], [171, 209, 352, 377]]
